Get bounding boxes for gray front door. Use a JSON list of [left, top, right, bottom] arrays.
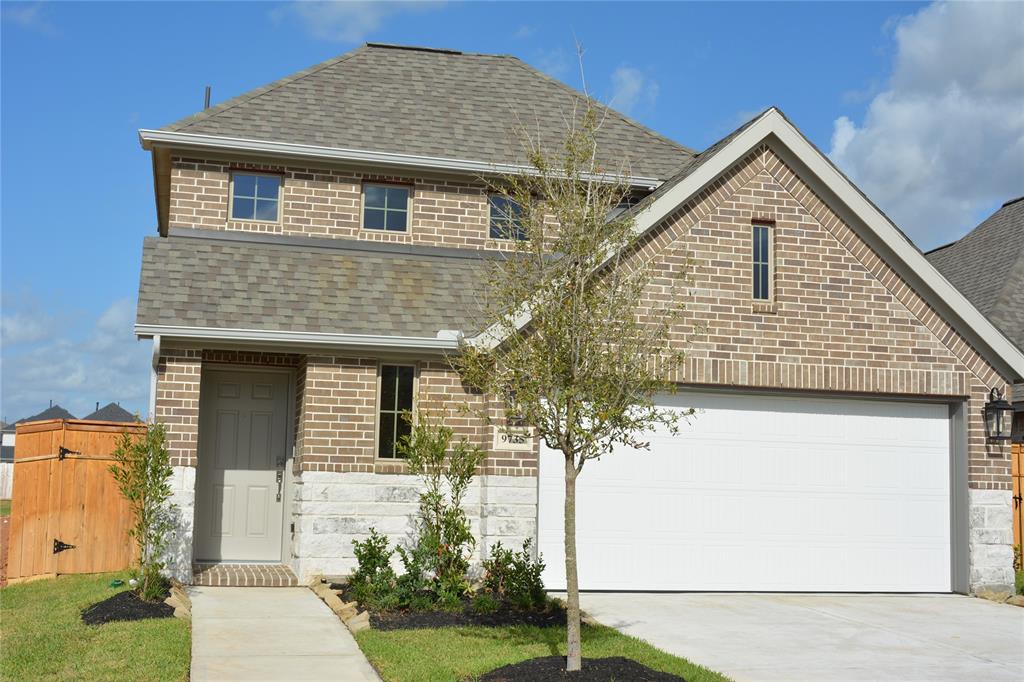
[[195, 369, 290, 562]]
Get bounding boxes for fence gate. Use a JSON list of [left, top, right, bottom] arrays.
[[6, 419, 144, 582]]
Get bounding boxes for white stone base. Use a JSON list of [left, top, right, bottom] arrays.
[[968, 489, 1014, 593], [165, 465, 197, 582], [290, 471, 537, 582]]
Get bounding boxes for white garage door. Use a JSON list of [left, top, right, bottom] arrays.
[[538, 392, 951, 592]]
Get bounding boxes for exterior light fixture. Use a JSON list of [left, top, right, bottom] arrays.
[[984, 387, 1013, 443]]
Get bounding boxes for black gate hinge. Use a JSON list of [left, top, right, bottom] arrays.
[[57, 446, 81, 460], [53, 538, 76, 554]]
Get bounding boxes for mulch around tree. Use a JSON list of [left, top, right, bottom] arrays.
[[479, 656, 686, 681], [475, 655, 684, 679], [81, 589, 174, 625], [331, 583, 567, 630]]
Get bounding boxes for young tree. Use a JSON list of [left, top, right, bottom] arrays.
[[110, 422, 177, 601], [456, 92, 695, 669]]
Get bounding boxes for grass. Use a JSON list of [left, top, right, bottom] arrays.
[[0, 572, 190, 681], [0, 499, 10, 516], [356, 623, 729, 682]]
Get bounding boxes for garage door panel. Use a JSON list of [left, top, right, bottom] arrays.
[[538, 392, 951, 592]]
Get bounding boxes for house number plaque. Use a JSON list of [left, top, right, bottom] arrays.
[[492, 426, 533, 451]]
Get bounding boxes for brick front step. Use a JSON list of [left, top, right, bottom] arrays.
[[192, 563, 298, 587]]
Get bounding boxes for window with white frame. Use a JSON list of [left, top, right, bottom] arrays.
[[363, 184, 410, 232], [377, 364, 415, 458], [230, 173, 281, 222]]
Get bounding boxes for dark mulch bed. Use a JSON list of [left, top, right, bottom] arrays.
[[330, 583, 567, 630], [81, 589, 174, 625], [479, 656, 686, 681]]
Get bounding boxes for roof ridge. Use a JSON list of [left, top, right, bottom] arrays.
[[505, 55, 697, 158], [1002, 195, 1024, 208], [164, 46, 368, 132]]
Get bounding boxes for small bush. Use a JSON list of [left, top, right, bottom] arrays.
[[472, 592, 500, 614], [482, 539, 547, 610], [350, 529, 398, 609], [1016, 570, 1023, 596]]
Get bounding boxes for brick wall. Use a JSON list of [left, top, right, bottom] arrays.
[[628, 144, 1011, 490], [168, 156, 522, 250]]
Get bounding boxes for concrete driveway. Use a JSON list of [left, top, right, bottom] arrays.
[[577, 593, 1024, 681]]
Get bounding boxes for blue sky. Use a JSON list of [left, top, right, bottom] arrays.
[[2, 1, 1022, 422]]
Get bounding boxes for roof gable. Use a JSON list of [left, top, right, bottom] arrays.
[[83, 402, 137, 423], [157, 44, 692, 181]]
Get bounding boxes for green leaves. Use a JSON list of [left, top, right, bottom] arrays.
[[109, 423, 176, 601]]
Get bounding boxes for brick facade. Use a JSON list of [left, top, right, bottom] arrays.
[[168, 155, 520, 250], [153, 139, 1014, 590]]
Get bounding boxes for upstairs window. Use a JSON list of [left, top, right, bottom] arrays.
[[377, 364, 415, 459], [489, 195, 526, 240], [230, 173, 281, 222], [364, 184, 410, 232], [752, 222, 772, 301]]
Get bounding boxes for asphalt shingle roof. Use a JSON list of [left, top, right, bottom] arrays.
[[137, 231, 488, 338], [84, 403, 137, 423], [16, 405, 76, 423], [161, 44, 693, 181], [927, 196, 1024, 352]]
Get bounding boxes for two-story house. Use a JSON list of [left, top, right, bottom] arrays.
[[135, 43, 1023, 593]]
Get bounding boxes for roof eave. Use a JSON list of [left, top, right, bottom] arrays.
[[137, 129, 664, 189], [135, 323, 462, 353]]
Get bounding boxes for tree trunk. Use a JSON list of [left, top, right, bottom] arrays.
[[564, 457, 582, 672]]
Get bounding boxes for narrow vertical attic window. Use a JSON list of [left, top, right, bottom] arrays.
[[230, 173, 281, 222], [752, 223, 772, 301]]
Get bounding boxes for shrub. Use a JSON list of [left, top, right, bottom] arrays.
[[109, 422, 176, 601], [482, 539, 547, 610], [350, 529, 398, 609], [472, 592, 500, 615], [396, 412, 485, 598]]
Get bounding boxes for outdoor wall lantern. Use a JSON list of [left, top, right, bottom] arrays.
[[984, 387, 1013, 442]]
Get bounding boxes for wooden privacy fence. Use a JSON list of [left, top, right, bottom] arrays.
[[6, 419, 145, 583]]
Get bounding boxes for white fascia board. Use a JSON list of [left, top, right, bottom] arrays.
[[137, 129, 662, 189], [135, 324, 459, 351], [469, 108, 1024, 381]]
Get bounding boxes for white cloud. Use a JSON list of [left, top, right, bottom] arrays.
[[609, 65, 659, 115], [1, 297, 150, 423], [533, 47, 572, 80], [2, 1, 58, 36], [276, 1, 445, 43], [828, 1, 1024, 249]]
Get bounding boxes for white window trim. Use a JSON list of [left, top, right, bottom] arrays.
[[228, 171, 283, 224], [374, 362, 419, 460], [361, 183, 412, 233]]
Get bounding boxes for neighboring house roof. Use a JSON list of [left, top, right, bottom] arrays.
[[16, 405, 76, 423], [926, 197, 1024, 353], [136, 230, 486, 345], [149, 43, 692, 182], [83, 402, 137, 423]]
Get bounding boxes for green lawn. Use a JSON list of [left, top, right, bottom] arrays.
[[0, 572, 190, 681], [0, 499, 10, 516], [357, 623, 729, 682]]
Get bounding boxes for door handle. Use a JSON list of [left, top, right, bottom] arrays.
[[276, 469, 284, 502]]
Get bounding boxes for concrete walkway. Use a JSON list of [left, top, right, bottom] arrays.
[[576, 593, 1024, 681], [190, 587, 380, 681]]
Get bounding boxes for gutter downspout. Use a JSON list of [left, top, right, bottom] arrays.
[[149, 334, 161, 421]]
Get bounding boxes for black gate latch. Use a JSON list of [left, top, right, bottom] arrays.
[[53, 539, 76, 554], [57, 446, 81, 460]]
